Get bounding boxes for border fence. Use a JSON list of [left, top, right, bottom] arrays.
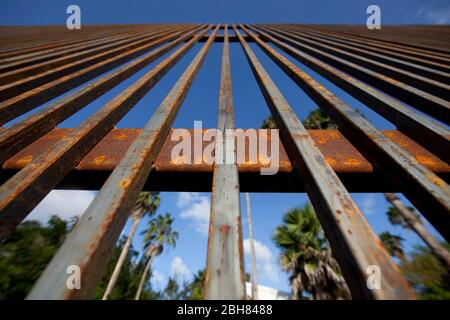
[[0, 23, 448, 300]]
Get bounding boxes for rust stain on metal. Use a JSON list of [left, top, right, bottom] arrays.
[[218, 224, 231, 235], [93, 155, 106, 165], [0, 24, 447, 300], [3, 128, 447, 174]]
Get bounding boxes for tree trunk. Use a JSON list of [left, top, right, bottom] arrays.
[[135, 248, 155, 300], [395, 252, 410, 267], [385, 193, 450, 269], [245, 193, 258, 300], [102, 207, 145, 300]]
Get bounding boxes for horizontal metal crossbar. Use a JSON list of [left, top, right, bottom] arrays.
[[0, 23, 448, 300], [1, 128, 448, 192]]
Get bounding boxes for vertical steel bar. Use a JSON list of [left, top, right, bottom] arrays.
[[0, 25, 187, 101], [290, 27, 450, 74], [0, 25, 204, 164], [0, 24, 195, 124], [233, 24, 415, 300], [254, 24, 450, 124], [311, 25, 450, 56], [242, 24, 450, 242], [0, 27, 156, 66], [247, 25, 450, 163], [27, 25, 220, 300], [0, 27, 147, 60], [270, 26, 450, 98], [0, 26, 169, 74], [0, 25, 211, 240], [205, 25, 246, 300], [283, 27, 450, 84]]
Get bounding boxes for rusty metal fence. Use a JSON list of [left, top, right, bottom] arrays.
[[0, 23, 448, 300]]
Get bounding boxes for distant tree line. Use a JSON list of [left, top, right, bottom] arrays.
[[263, 110, 450, 299], [0, 214, 206, 300]]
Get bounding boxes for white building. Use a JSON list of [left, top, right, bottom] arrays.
[[245, 282, 291, 300]]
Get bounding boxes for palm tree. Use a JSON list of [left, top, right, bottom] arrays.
[[384, 193, 450, 269], [135, 213, 178, 300], [379, 231, 408, 265], [245, 192, 258, 300], [102, 192, 160, 300], [298, 113, 446, 269], [273, 204, 350, 299], [262, 110, 337, 130], [261, 114, 277, 129], [302, 109, 337, 129], [187, 269, 206, 300], [249, 116, 281, 298]]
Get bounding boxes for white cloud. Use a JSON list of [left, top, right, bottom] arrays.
[[260, 263, 279, 283], [150, 270, 165, 289], [177, 192, 210, 235], [177, 192, 199, 207], [359, 194, 376, 215], [25, 190, 95, 224], [170, 256, 191, 280], [417, 5, 450, 24], [244, 239, 273, 262], [243, 238, 279, 284]]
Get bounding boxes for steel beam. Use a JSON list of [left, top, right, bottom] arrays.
[[27, 25, 220, 300], [205, 25, 246, 300], [234, 24, 416, 299], [0, 24, 195, 124], [254, 24, 450, 124], [0, 25, 204, 163], [0, 25, 211, 240], [243, 24, 450, 243], [248, 25, 450, 163]]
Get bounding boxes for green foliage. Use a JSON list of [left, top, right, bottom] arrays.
[[261, 115, 277, 129], [159, 270, 209, 300], [160, 277, 189, 300], [273, 205, 326, 261], [0, 215, 161, 300], [135, 192, 160, 216], [386, 205, 421, 229], [261, 108, 341, 131], [0, 216, 74, 299], [379, 231, 405, 258], [402, 243, 450, 300], [93, 236, 159, 300], [143, 213, 179, 254], [273, 204, 349, 299], [185, 269, 205, 300], [302, 109, 337, 130]]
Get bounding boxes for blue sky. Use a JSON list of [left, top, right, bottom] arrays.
[[3, 0, 449, 294], [1, 0, 450, 25]]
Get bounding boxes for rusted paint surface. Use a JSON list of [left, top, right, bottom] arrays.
[[0, 25, 186, 101], [297, 25, 450, 55], [248, 25, 450, 163], [3, 128, 449, 175], [0, 24, 447, 300], [0, 27, 155, 66], [0, 24, 194, 124], [254, 24, 450, 125], [286, 26, 450, 75], [234, 24, 416, 299], [0, 25, 204, 163], [246, 24, 450, 242], [275, 25, 450, 92], [27, 25, 219, 300], [205, 25, 246, 300], [0, 27, 166, 76], [0, 25, 211, 240]]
